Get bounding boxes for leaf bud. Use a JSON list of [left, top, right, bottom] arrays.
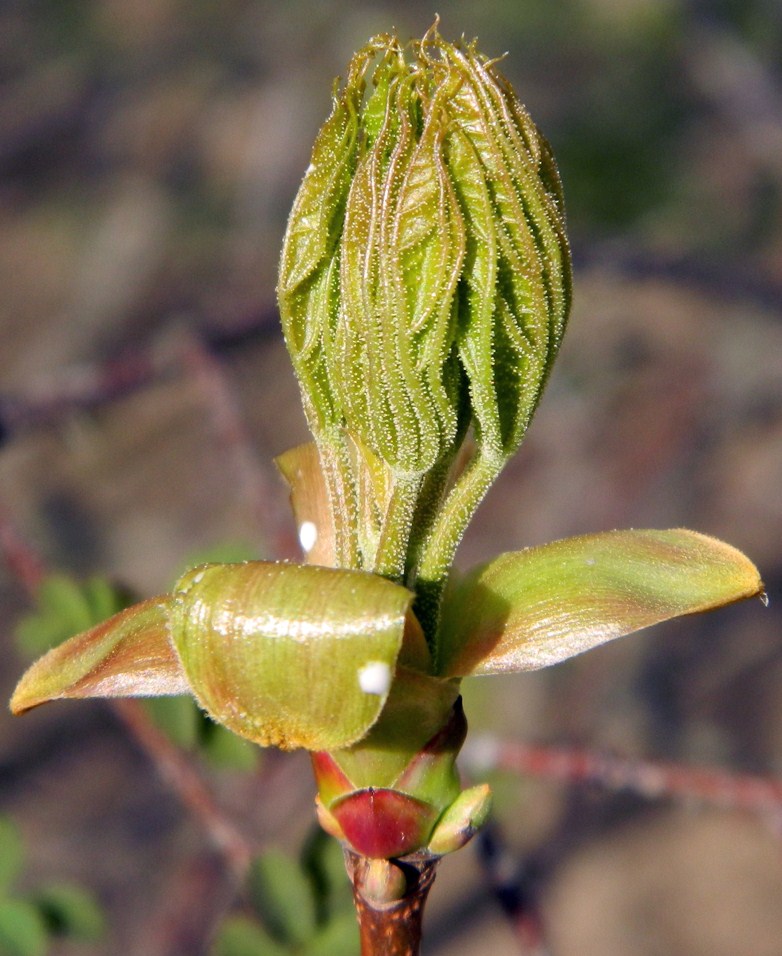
[[278, 24, 571, 478]]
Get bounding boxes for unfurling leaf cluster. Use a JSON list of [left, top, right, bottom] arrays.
[[278, 25, 570, 581]]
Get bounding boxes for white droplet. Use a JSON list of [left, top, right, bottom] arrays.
[[358, 661, 391, 696], [299, 521, 318, 554]]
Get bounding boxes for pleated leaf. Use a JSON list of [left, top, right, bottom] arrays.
[[445, 41, 570, 460], [10, 596, 187, 714], [277, 44, 365, 434], [438, 529, 764, 677], [170, 562, 413, 751], [279, 28, 571, 480]]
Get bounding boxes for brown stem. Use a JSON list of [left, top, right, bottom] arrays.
[[112, 698, 253, 878], [344, 852, 439, 956], [466, 736, 782, 825]]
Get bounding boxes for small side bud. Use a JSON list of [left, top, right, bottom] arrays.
[[427, 783, 492, 855], [361, 859, 409, 905]]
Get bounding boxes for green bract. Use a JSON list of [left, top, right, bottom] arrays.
[[9, 532, 762, 856], [11, 562, 415, 753]]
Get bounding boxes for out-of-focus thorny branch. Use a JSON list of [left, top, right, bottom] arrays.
[[177, 330, 298, 560], [468, 733, 782, 955], [476, 824, 551, 956], [1, 324, 297, 560], [0, 311, 278, 437], [112, 699, 253, 877], [463, 735, 782, 830]]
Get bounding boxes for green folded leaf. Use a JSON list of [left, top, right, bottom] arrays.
[[0, 900, 47, 956], [33, 883, 104, 941], [10, 597, 188, 714], [211, 915, 288, 956], [248, 851, 317, 947], [438, 529, 764, 677], [171, 562, 413, 751], [0, 819, 24, 895]]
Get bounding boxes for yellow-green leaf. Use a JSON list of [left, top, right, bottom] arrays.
[[437, 529, 764, 678], [170, 562, 413, 751], [10, 597, 188, 714]]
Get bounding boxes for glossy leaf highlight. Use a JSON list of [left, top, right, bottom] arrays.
[[437, 530, 764, 677], [171, 562, 413, 751]]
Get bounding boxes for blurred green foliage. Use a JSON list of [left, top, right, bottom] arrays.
[[0, 817, 103, 956], [14, 574, 127, 659], [212, 829, 357, 956]]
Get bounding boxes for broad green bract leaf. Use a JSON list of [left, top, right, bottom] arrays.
[[437, 530, 764, 677], [10, 597, 187, 713], [170, 563, 412, 751], [11, 562, 413, 754]]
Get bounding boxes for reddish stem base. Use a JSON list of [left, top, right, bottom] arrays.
[[344, 852, 439, 956]]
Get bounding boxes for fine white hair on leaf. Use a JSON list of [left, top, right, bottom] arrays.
[[298, 520, 318, 554], [358, 661, 392, 696]]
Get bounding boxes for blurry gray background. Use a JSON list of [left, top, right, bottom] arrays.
[[1, 1, 781, 953]]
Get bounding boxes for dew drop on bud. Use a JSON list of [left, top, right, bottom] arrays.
[[298, 520, 318, 554], [358, 661, 391, 696]]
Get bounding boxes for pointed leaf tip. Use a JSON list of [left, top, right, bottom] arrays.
[[10, 596, 187, 715], [438, 529, 763, 678]]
